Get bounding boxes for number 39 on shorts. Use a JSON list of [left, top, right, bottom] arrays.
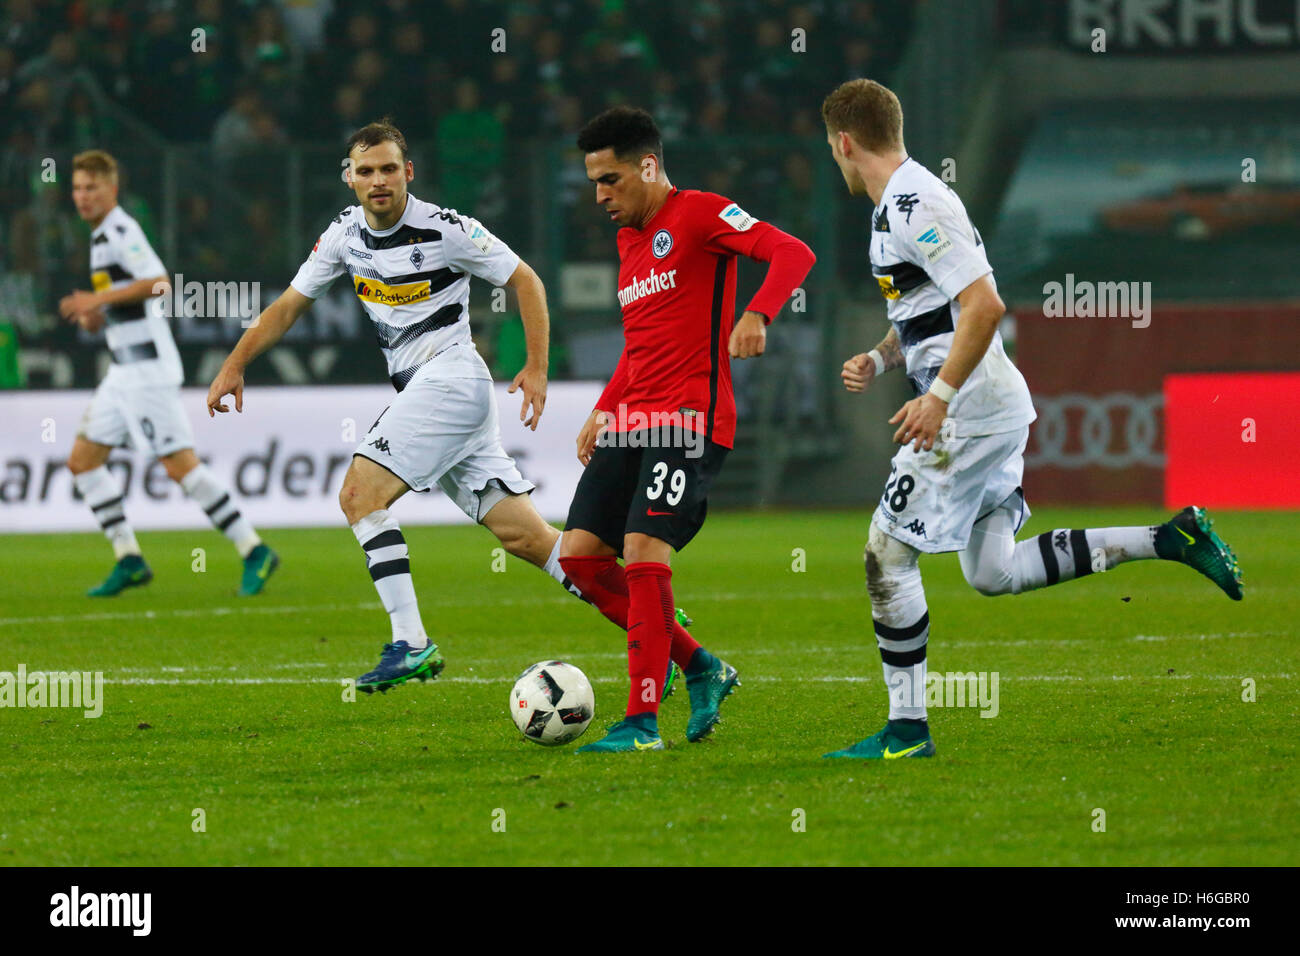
[[881, 463, 914, 513], [647, 461, 686, 506]]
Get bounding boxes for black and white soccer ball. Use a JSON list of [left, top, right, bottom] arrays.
[[509, 661, 595, 746]]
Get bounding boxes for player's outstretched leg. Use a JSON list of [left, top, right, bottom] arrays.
[[559, 540, 725, 722], [961, 500, 1243, 601], [169, 452, 278, 596], [482, 503, 687, 696], [825, 523, 935, 760], [69, 440, 152, 597]]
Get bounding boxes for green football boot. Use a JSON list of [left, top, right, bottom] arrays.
[[87, 554, 153, 597], [239, 543, 279, 596], [663, 660, 681, 699], [663, 608, 693, 698], [685, 654, 739, 742], [1154, 506, 1243, 601], [576, 716, 664, 753], [823, 719, 936, 760], [356, 640, 445, 694]]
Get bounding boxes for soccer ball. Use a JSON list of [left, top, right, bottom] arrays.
[[509, 661, 595, 746]]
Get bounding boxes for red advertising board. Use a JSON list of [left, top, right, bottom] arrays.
[[1164, 373, 1300, 509], [1016, 303, 1300, 505]]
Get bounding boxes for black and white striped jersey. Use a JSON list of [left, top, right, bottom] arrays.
[[869, 158, 1035, 436], [90, 205, 183, 386], [291, 194, 519, 390]]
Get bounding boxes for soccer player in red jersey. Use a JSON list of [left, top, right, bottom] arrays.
[[561, 107, 816, 752]]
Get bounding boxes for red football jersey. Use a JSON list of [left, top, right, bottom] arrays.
[[597, 188, 811, 449]]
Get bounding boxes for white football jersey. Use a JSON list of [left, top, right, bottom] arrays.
[[869, 158, 1035, 436], [291, 194, 519, 390], [90, 205, 183, 387]]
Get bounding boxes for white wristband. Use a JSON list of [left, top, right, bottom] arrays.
[[867, 349, 885, 376], [928, 376, 958, 403]]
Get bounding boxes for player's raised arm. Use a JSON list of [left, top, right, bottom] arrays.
[[702, 211, 815, 358], [503, 258, 549, 430], [207, 287, 315, 415], [843, 326, 903, 393]]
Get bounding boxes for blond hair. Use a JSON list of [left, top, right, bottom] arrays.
[[72, 149, 119, 182], [821, 79, 904, 153]]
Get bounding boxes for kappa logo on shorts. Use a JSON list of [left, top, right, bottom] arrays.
[[368, 436, 391, 454], [1054, 529, 1069, 553], [904, 518, 928, 538]]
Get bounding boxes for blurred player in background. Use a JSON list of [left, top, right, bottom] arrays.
[[822, 79, 1244, 760], [60, 150, 278, 597], [561, 107, 816, 753], [207, 120, 668, 695]]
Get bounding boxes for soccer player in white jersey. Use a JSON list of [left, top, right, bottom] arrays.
[[206, 120, 661, 695], [818, 80, 1243, 760], [59, 150, 279, 598]]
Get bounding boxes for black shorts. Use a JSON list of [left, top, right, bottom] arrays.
[[564, 427, 729, 556]]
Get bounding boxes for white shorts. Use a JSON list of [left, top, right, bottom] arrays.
[[78, 378, 195, 458], [872, 426, 1031, 553], [354, 349, 534, 523]]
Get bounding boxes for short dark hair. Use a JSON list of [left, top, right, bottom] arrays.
[[576, 106, 663, 165], [346, 118, 408, 161]]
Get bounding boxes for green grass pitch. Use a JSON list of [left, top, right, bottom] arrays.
[[1, 508, 1295, 866]]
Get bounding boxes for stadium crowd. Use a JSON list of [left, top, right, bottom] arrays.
[[1, 0, 912, 385]]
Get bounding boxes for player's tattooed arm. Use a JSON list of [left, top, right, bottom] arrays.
[[841, 328, 902, 392], [874, 327, 904, 371]]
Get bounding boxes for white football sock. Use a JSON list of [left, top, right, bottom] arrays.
[[180, 464, 261, 558], [866, 526, 928, 722], [962, 507, 1160, 595], [74, 465, 141, 560], [543, 532, 584, 599], [1012, 526, 1158, 591], [352, 509, 428, 648]]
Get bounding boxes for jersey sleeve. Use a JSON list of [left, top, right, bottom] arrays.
[[693, 193, 816, 322], [440, 213, 520, 287], [289, 221, 347, 300], [897, 192, 992, 301], [117, 222, 167, 279], [696, 193, 768, 257]]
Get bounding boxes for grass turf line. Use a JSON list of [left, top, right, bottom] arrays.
[[0, 508, 1295, 865]]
